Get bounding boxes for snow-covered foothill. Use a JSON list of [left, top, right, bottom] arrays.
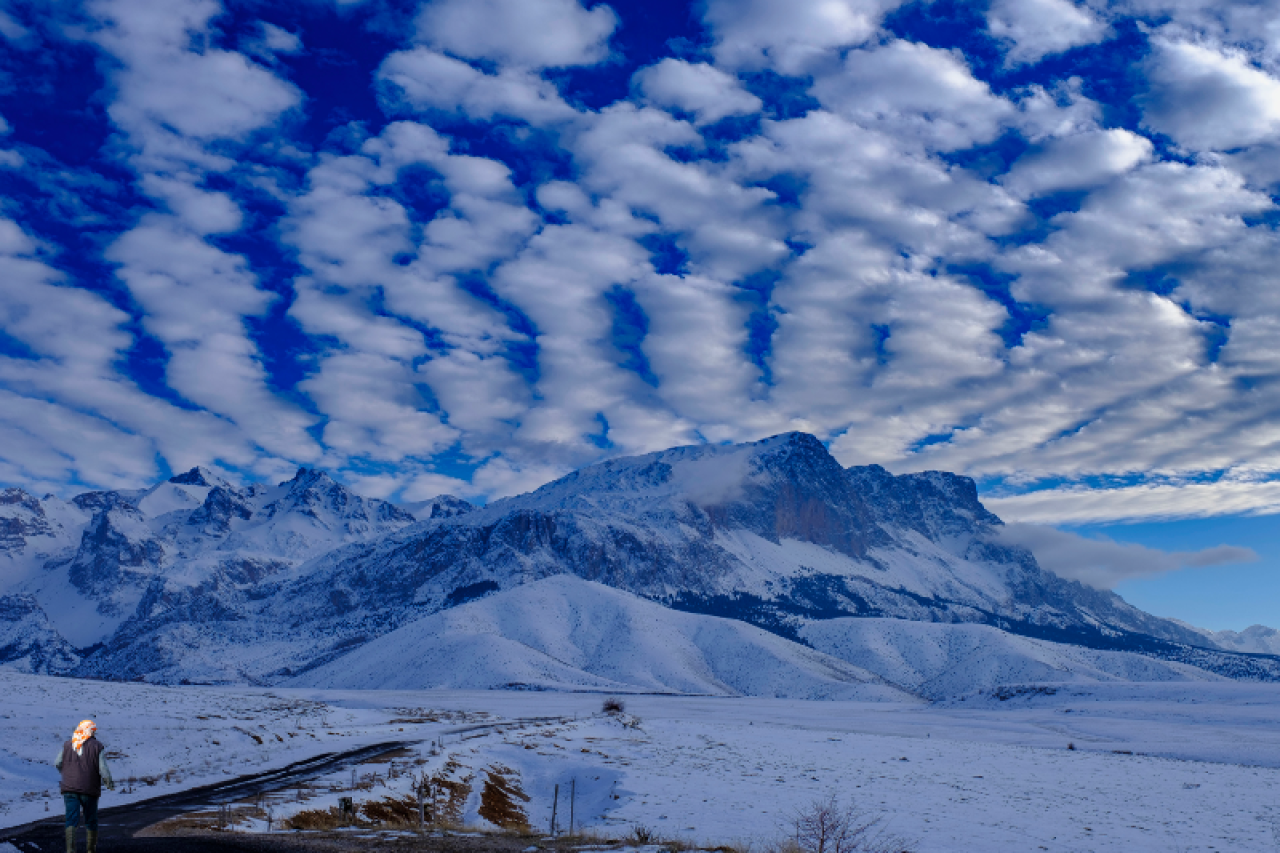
[[801, 617, 1224, 700], [288, 575, 909, 701]]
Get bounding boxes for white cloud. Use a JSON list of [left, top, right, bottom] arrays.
[[284, 123, 538, 463], [108, 215, 322, 462], [987, 0, 1107, 66], [633, 59, 762, 126], [703, 0, 903, 74], [378, 47, 579, 125], [1017, 161, 1271, 278], [1113, 0, 1280, 71], [0, 10, 29, 41], [139, 176, 243, 234], [988, 478, 1280, 524], [488, 222, 661, 454], [630, 272, 764, 433], [1015, 79, 1103, 143], [90, 0, 300, 173], [259, 22, 302, 54], [1001, 129, 1153, 197], [88, 0, 321, 468], [572, 103, 789, 282], [0, 390, 159, 489], [769, 228, 1007, 440], [733, 109, 1023, 254], [0, 217, 262, 490], [300, 351, 456, 463], [415, 0, 617, 69], [811, 40, 1015, 150], [994, 522, 1257, 588], [1142, 38, 1280, 151]]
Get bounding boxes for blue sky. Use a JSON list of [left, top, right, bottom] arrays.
[[1, 0, 1279, 630]]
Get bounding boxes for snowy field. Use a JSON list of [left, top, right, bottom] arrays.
[[3, 673, 1280, 851]]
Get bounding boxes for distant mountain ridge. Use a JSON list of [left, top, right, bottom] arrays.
[[0, 466, 423, 656], [1, 432, 1277, 694]]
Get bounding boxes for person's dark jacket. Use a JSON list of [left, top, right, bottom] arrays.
[[54, 737, 113, 796]]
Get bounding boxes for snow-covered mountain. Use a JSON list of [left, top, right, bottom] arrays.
[[1200, 625, 1280, 656], [245, 432, 1216, 653], [0, 466, 421, 661], [2, 432, 1277, 695]]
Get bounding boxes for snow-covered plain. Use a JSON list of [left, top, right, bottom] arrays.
[[4, 674, 1280, 851]]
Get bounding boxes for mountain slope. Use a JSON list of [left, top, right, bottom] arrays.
[[287, 575, 913, 701]]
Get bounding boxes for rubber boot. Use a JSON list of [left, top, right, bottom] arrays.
[[86, 830, 98, 853], [65, 827, 75, 853]]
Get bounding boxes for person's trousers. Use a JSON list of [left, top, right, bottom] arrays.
[[63, 793, 98, 830]]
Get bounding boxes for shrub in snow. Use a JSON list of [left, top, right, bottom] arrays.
[[790, 795, 908, 853], [603, 696, 626, 715], [630, 825, 659, 844]]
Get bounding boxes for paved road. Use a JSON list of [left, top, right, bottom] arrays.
[[0, 740, 414, 853]]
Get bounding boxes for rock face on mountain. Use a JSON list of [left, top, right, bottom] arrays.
[[0, 594, 80, 674], [1, 433, 1276, 691]]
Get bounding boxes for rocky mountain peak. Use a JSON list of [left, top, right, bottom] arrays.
[[262, 468, 415, 528], [0, 488, 51, 554], [401, 494, 476, 521], [71, 490, 139, 515], [0, 487, 39, 511], [168, 466, 226, 488], [846, 464, 1001, 541], [187, 486, 255, 537]]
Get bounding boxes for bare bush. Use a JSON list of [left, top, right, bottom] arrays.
[[790, 795, 909, 853], [631, 825, 659, 844], [283, 807, 345, 831], [361, 794, 420, 825], [603, 697, 626, 715]]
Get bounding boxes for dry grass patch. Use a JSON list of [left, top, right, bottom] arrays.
[[478, 765, 531, 830]]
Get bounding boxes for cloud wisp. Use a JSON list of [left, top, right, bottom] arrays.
[[995, 523, 1258, 590]]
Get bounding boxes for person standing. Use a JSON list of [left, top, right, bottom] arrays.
[[55, 719, 114, 853]]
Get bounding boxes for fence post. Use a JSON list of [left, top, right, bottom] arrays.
[[550, 784, 559, 836], [570, 778, 575, 836]]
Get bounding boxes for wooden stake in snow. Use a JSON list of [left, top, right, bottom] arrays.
[[550, 783, 559, 836], [570, 778, 576, 836]]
